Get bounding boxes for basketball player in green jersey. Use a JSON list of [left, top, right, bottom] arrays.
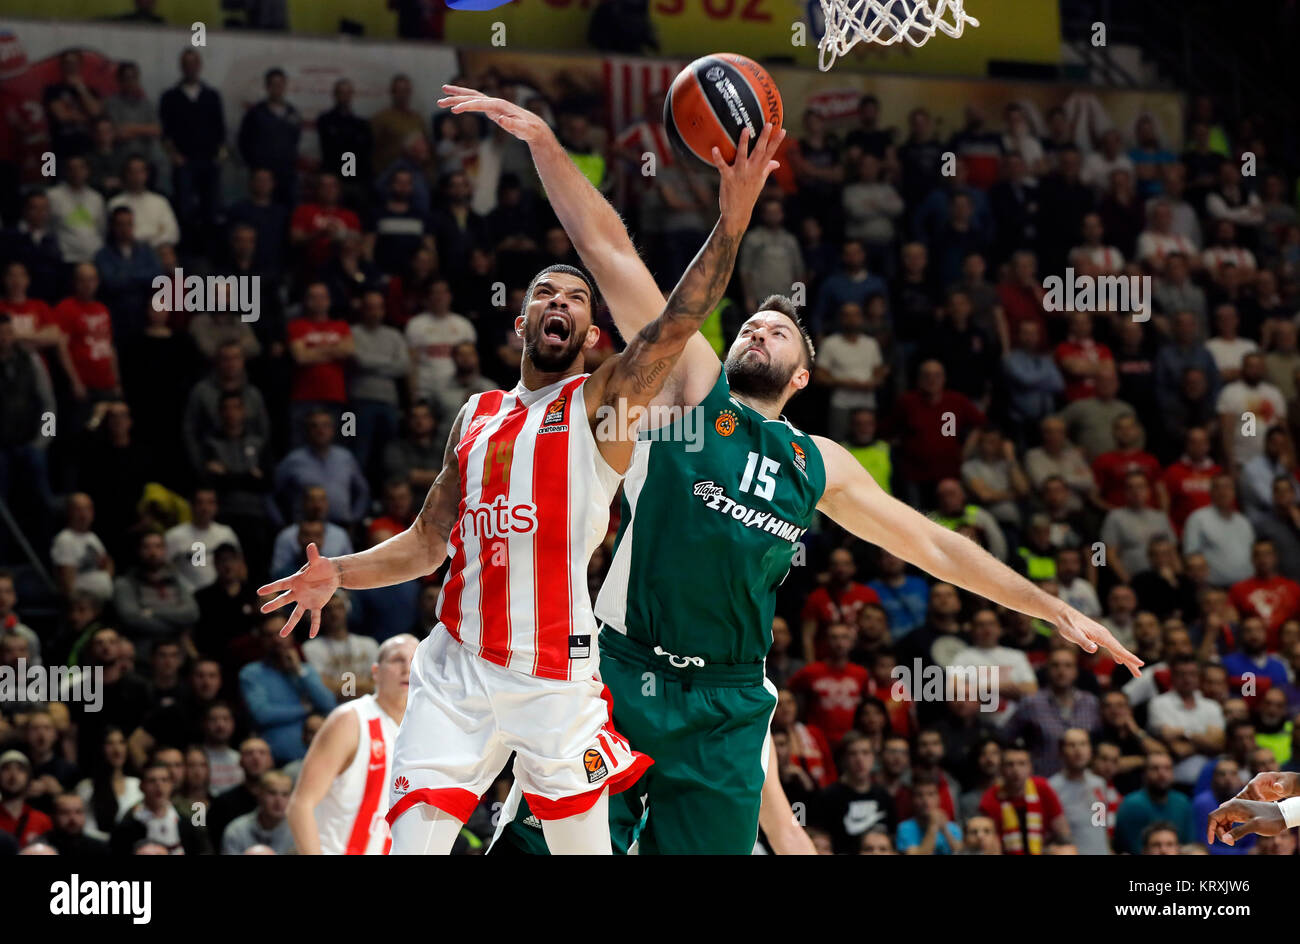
[[439, 86, 1142, 855]]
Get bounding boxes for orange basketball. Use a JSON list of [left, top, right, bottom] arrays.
[[663, 53, 783, 166]]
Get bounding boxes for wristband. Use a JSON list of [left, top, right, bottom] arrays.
[[1280, 796, 1300, 829]]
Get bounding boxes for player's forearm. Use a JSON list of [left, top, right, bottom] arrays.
[[331, 520, 447, 589], [286, 798, 322, 855], [530, 134, 638, 268], [921, 523, 1071, 625], [650, 214, 745, 349]]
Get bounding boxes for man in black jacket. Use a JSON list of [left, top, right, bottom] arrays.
[[238, 68, 302, 207], [160, 49, 226, 253], [110, 761, 211, 855], [40, 794, 110, 856], [316, 78, 373, 212]]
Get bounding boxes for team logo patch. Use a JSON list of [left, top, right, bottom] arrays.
[[371, 740, 385, 760], [791, 441, 807, 474], [393, 775, 410, 794], [583, 749, 608, 784], [715, 409, 738, 437], [539, 394, 568, 434]]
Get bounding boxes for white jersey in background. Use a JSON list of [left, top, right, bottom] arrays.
[[314, 694, 400, 855]]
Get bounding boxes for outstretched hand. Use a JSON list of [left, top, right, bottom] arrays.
[[1052, 606, 1144, 676], [256, 542, 341, 639], [710, 122, 786, 228], [437, 85, 554, 145]]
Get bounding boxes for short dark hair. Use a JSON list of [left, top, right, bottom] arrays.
[[265, 67, 286, 85], [523, 264, 599, 317], [755, 294, 816, 369]]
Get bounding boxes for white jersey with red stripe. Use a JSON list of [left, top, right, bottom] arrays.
[[314, 694, 399, 855], [435, 374, 622, 682]]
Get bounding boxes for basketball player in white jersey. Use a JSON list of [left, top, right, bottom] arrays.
[[259, 123, 788, 854], [286, 634, 418, 855]]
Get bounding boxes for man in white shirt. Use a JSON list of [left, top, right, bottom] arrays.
[[107, 155, 180, 250], [404, 278, 475, 401], [46, 154, 105, 263], [948, 607, 1037, 724], [815, 301, 887, 440], [738, 196, 803, 313], [1147, 654, 1225, 788], [164, 488, 241, 592], [50, 492, 114, 602], [301, 591, 379, 699], [1080, 129, 1135, 192], [1183, 475, 1255, 587], [1136, 201, 1199, 273], [1216, 352, 1285, 468]]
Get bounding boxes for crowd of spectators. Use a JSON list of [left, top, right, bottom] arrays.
[[1, 37, 1299, 856]]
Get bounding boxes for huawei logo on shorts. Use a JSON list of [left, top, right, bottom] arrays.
[[393, 776, 410, 793]]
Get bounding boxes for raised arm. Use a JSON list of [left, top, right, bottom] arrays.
[[814, 434, 1144, 674], [584, 124, 785, 473], [257, 406, 467, 637], [438, 86, 724, 404]]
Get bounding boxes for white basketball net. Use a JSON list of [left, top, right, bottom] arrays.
[[816, 0, 980, 71]]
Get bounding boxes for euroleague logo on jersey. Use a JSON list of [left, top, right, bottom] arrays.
[[539, 394, 568, 434], [393, 775, 410, 794], [790, 441, 807, 474], [583, 749, 608, 784], [715, 409, 738, 437]]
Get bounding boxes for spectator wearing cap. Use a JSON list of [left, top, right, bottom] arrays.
[[0, 750, 53, 847]]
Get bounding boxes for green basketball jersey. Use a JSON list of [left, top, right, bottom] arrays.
[[595, 369, 826, 665]]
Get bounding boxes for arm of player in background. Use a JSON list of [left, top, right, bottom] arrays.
[[813, 434, 1144, 675], [285, 705, 360, 855], [438, 86, 723, 406], [258, 406, 467, 637], [584, 125, 785, 474], [758, 739, 816, 855]]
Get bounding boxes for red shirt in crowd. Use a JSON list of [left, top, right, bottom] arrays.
[[0, 297, 53, 338], [891, 390, 986, 484], [0, 802, 52, 847], [787, 660, 869, 748], [977, 776, 1064, 855], [1054, 339, 1114, 401], [290, 203, 361, 269], [1228, 575, 1300, 649], [801, 582, 880, 659], [997, 281, 1047, 339], [1161, 456, 1220, 533], [53, 297, 116, 391], [287, 317, 351, 403], [1092, 449, 1162, 508]]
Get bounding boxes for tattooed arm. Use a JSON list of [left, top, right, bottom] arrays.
[[257, 406, 466, 637], [584, 124, 786, 473]]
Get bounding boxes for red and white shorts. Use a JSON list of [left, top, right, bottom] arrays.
[[385, 630, 652, 826]]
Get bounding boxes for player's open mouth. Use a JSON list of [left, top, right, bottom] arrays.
[[542, 312, 572, 343]]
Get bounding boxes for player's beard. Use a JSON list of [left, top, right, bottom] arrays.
[[724, 347, 796, 401], [524, 321, 585, 373]]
